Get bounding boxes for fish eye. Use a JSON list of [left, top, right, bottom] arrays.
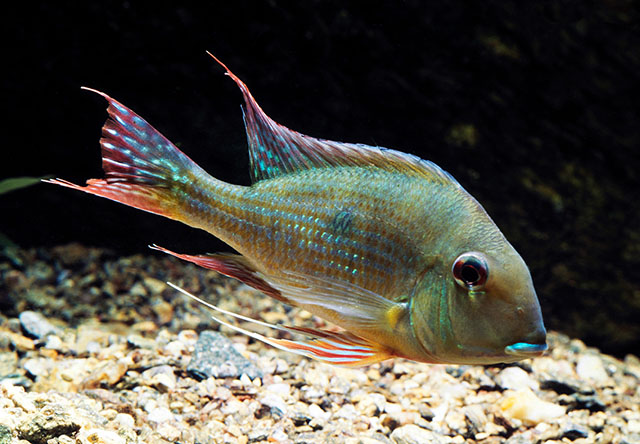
[[452, 252, 489, 290]]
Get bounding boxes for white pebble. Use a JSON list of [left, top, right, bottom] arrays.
[[500, 388, 566, 425], [163, 340, 186, 357], [265, 382, 290, 396], [334, 404, 357, 420], [308, 403, 330, 421], [147, 406, 174, 423], [43, 335, 63, 351], [495, 366, 538, 390], [390, 424, 444, 444], [114, 412, 135, 428], [576, 355, 608, 383], [260, 393, 288, 416]]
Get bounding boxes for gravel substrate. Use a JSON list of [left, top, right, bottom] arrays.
[[1, 244, 639, 444]]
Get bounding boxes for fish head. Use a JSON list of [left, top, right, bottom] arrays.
[[411, 237, 546, 365]]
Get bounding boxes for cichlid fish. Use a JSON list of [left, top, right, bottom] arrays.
[[47, 54, 546, 366]]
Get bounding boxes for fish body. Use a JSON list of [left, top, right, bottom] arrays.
[[48, 55, 546, 366]]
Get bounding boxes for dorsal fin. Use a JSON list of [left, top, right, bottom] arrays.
[[207, 52, 460, 187]]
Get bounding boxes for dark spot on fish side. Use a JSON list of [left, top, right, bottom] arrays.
[[330, 209, 354, 234]]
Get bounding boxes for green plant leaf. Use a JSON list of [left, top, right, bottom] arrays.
[[0, 176, 53, 195]]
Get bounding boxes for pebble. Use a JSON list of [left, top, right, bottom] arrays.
[[78, 428, 127, 444], [390, 424, 443, 444], [147, 407, 174, 423], [560, 422, 590, 440], [187, 330, 263, 379], [495, 366, 538, 390], [500, 388, 566, 425], [0, 351, 18, 378], [259, 393, 288, 418], [17, 411, 81, 444], [141, 365, 176, 391], [18, 311, 60, 339], [0, 245, 638, 444], [576, 355, 609, 383], [143, 277, 167, 294]]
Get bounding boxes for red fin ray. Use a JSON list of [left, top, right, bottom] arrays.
[[150, 245, 286, 303], [168, 282, 393, 367], [207, 52, 459, 187], [45, 88, 208, 220]]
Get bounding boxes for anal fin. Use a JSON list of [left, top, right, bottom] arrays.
[[151, 245, 286, 303]]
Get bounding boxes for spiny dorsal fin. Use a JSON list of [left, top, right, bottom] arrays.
[[208, 52, 460, 187]]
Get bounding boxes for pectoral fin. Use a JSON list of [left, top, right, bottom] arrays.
[[266, 270, 408, 339], [168, 282, 393, 367]]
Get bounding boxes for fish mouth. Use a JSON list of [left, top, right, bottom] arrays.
[[504, 341, 548, 357]]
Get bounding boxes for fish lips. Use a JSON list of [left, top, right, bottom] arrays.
[[504, 341, 548, 357]]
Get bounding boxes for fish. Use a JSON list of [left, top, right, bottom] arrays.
[[46, 53, 547, 367]]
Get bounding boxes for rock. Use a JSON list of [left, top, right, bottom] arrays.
[[80, 360, 128, 389], [143, 277, 167, 294], [1, 331, 34, 351], [390, 424, 443, 444], [147, 406, 174, 423], [141, 365, 176, 391], [23, 358, 52, 378], [19, 311, 60, 339], [576, 355, 608, 383], [0, 425, 11, 444], [560, 422, 589, 440], [77, 428, 126, 444], [17, 411, 80, 444], [151, 300, 174, 324], [495, 366, 538, 391], [0, 352, 18, 378], [308, 403, 330, 422], [565, 394, 606, 412], [187, 330, 262, 379], [500, 388, 566, 425], [43, 335, 64, 351], [539, 378, 580, 394], [259, 393, 288, 418]]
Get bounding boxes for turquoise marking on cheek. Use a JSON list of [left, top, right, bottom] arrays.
[[468, 290, 485, 303], [439, 281, 452, 345]]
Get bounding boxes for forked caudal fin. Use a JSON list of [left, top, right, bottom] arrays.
[[44, 88, 210, 222], [168, 282, 394, 367]]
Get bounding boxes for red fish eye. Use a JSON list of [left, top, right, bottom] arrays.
[[452, 252, 489, 290]]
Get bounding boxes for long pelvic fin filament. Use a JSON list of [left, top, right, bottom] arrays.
[[167, 282, 388, 366]]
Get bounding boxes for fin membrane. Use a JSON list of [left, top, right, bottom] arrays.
[[169, 282, 393, 367], [45, 88, 207, 220], [150, 245, 286, 303], [208, 52, 459, 187]]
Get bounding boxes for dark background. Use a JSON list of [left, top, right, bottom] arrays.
[[2, 1, 639, 357]]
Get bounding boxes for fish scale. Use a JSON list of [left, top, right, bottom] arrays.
[[214, 168, 421, 299], [46, 54, 546, 366]]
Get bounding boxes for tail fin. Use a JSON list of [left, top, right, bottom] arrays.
[[45, 88, 207, 220]]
